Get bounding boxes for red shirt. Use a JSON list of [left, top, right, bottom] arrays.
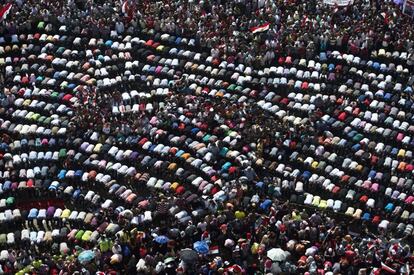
[[27, 179, 34, 188], [228, 166, 237, 174]]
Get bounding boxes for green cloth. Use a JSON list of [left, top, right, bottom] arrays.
[[227, 84, 237, 91], [33, 260, 42, 269], [38, 116, 46, 124], [31, 113, 41, 121], [219, 147, 229, 157], [235, 211, 246, 219], [202, 134, 211, 142], [0, 234, 6, 244], [99, 238, 112, 252], [43, 117, 52, 125], [57, 47, 65, 55], [292, 212, 302, 221], [235, 86, 243, 92], [6, 197, 14, 205], [81, 231, 92, 242], [75, 230, 85, 241], [58, 148, 67, 158], [37, 22, 45, 29]]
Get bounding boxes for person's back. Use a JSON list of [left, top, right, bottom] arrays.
[[115, 21, 125, 35]]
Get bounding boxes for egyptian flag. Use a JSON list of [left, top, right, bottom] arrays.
[[0, 3, 12, 21], [381, 262, 397, 274], [121, 0, 134, 21], [121, 0, 129, 14], [209, 245, 219, 255], [380, 12, 390, 25], [250, 22, 270, 34], [227, 265, 243, 273]]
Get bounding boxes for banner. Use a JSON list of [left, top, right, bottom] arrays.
[[323, 0, 354, 6]]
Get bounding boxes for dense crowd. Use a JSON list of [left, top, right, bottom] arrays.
[[1, 0, 414, 274]]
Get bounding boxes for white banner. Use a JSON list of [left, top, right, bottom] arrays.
[[323, 0, 354, 6]]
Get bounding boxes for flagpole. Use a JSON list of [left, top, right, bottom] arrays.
[[403, 0, 407, 14]]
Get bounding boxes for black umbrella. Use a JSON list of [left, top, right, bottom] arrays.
[[179, 249, 198, 263]]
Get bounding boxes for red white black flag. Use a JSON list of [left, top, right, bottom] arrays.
[[0, 3, 12, 21], [250, 22, 270, 34]]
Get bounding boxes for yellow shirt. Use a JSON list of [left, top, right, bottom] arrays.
[[61, 209, 71, 219]]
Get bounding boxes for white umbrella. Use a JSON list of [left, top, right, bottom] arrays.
[[267, 248, 288, 262]]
